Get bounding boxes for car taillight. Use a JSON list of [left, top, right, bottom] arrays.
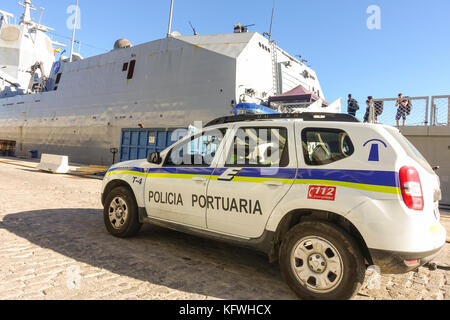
[[399, 166, 424, 211]]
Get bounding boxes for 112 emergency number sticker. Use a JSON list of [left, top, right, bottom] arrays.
[[308, 186, 337, 201]]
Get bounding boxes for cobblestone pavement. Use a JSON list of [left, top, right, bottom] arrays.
[[0, 161, 448, 300]]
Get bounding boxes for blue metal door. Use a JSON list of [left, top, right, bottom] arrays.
[[120, 128, 185, 162]]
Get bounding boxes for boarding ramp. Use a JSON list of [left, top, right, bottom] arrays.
[[37, 154, 70, 174]]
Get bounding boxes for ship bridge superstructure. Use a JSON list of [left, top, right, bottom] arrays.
[[0, 0, 55, 97]]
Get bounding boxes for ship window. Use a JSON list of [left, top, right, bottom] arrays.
[[122, 62, 128, 72], [127, 60, 136, 80], [55, 73, 62, 84]]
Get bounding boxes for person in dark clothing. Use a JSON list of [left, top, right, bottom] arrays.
[[364, 96, 377, 123], [347, 94, 359, 117]]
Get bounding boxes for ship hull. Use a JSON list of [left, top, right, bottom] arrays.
[[0, 32, 326, 165]]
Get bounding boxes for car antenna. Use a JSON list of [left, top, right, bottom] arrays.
[[189, 21, 198, 35]]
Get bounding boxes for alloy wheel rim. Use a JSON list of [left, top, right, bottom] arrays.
[[109, 197, 128, 230], [290, 236, 344, 294]]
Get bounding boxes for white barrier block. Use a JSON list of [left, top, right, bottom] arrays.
[[37, 154, 70, 174]]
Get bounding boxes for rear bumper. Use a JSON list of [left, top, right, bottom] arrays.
[[369, 246, 444, 274]]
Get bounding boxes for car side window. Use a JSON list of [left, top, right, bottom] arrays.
[[226, 127, 289, 167], [302, 128, 354, 166], [164, 129, 226, 167]]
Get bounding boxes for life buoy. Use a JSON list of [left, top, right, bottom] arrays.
[[52, 61, 61, 74]]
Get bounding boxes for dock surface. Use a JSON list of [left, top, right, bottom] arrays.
[[0, 159, 448, 300]]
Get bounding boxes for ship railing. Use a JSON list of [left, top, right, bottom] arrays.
[[0, 10, 14, 26]]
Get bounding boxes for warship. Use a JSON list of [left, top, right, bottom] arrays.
[[0, 1, 338, 164]]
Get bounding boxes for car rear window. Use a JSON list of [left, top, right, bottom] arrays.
[[302, 128, 354, 166], [384, 127, 434, 174]]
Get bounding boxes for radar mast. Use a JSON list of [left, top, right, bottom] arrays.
[[19, 0, 35, 24]]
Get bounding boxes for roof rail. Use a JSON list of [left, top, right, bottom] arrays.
[[205, 113, 360, 127]]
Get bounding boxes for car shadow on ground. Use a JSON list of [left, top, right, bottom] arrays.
[[0, 208, 297, 300]]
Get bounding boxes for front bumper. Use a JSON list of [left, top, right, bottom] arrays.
[[369, 246, 444, 274]]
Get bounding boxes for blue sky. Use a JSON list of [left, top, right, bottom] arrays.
[[3, 0, 449, 111]]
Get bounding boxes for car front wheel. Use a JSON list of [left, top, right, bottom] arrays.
[[103, 186, 142, 238]]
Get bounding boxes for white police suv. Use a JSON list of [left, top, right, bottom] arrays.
[[101, 113, 446, 300]]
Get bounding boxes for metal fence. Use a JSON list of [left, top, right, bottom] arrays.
[[430, 95, 450, 126], [372, 95, 449, 127], [373, 96, 429, 126]]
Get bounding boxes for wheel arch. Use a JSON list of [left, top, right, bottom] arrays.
[[102, 179, 136, 207], [269, 209, 373, 266]]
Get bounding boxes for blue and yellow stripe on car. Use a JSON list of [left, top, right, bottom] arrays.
[[106, 167, 148, 177], [147, 168, 216, 180], [295, 169, 401, 195], [106, 167, 401, 195], [213, 168, 297, 184]]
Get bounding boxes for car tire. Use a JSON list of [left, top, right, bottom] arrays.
[[279, 220, 365, 300], [103, 186, 142, 238]]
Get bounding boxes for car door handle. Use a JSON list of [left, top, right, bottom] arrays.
[[263, 181, 284, 187], [192, 176, 207, 182]]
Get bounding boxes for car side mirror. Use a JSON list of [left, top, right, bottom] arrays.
[[147, 152, 162, 165]]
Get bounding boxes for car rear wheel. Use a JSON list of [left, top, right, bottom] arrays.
[[103, 186, 142, 238], [279, 221, 365, 300]]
